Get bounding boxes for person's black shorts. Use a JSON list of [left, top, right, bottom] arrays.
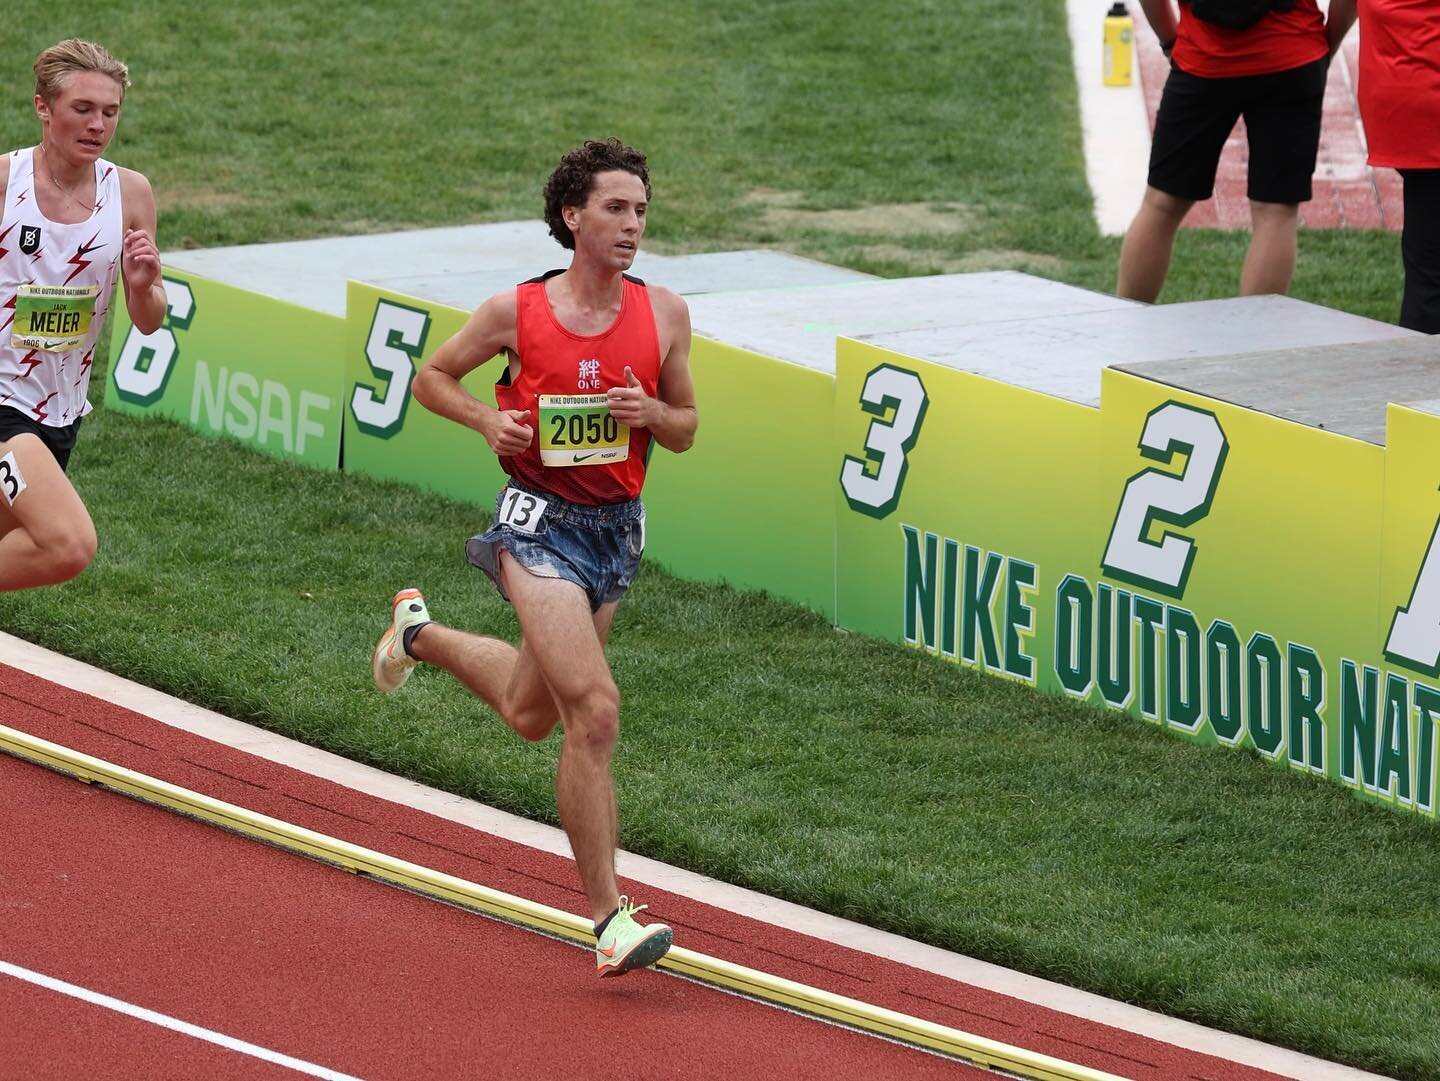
[[1148, 56, 1328, 204], [0, 404, 82, 472]]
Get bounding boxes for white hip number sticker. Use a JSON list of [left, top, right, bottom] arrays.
[[0, 451, 27, 507], [496, 487, 549, 534]]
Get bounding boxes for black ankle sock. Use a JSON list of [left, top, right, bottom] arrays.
[[401, 621, 432, 658], [594, 907, 619, 939]]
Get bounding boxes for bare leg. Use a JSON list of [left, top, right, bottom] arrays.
[[409, 625, 559, 740], [408, 563, 619, 744], [0, 434, 97, 591], [1240, 200, 1300, 296], [1116, 186, 1195, 303], [498, 552, 625, 923]]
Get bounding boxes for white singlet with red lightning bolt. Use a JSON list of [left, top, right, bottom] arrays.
[[0, 146, 123, 426]]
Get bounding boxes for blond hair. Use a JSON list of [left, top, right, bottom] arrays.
[[33, 39, 129, 103]]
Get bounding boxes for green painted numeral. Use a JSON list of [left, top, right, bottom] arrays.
[[350, 299, 430, 438], [840, 364, 928, 519], [1101, 402, 1228, 598], [1386, 510, 1440, 676], [111, 277, 195, 407]]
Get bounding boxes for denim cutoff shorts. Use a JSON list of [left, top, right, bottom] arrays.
[[466, 481, 645, 612]]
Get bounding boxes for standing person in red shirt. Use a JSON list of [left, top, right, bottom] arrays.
[[1116, 0, 1355, 302], [1331, 0, 1440, 332], [370, 138, 698, 978]]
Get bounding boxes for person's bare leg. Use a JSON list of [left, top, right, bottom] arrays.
[[409, 624, 560, 740], [499, 553, 624, 922], [0, 435, 96, 591], [1240, 199, 1300, 296], [408, 566, 619, 743], [1117, 186, 1196, 302]]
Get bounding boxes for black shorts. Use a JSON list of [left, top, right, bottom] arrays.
[[0, 404, 82, 472], [1148, 56, 1328, 204]]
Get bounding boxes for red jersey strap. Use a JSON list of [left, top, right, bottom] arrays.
[[521, 269, 648, 288], [496, 273, 662, 506]]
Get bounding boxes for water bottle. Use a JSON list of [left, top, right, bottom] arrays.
[[1103, 1, 1134, 86]]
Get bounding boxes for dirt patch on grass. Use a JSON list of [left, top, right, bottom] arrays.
[[161, 182, 256, 212], [855, 244, 1064, 275], [745, 189, 979, 237]]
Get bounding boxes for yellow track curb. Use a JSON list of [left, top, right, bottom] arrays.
[[0, 722, 1130, 1081]]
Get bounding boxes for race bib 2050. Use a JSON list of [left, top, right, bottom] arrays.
[[538, 394, 629, 468]]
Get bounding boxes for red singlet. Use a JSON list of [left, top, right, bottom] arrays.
[[497, 271, 662, 506]]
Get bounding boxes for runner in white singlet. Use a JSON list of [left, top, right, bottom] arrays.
[[0, 39, 166, 591]]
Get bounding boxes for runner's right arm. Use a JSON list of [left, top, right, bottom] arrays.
[[412, 291, 534, 456]]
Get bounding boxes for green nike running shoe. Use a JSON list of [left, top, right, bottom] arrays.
[[372, 588, 431, 693], [595, 896, 673, 977]]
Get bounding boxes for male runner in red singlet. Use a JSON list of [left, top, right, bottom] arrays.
[[371, 139, 697, 977]]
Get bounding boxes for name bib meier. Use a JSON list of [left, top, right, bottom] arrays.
[[13, 284, 99, 353], [538, 393, 629, 468]]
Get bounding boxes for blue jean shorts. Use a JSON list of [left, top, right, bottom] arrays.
[[466, 482, 646, 612]]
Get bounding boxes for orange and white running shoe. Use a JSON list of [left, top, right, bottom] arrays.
[[372, 588, 431, 693]]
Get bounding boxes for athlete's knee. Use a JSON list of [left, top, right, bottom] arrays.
[[1248, 199, 1299, 227], [564, 681, 620, 749], [510, 706, 561, 743], [47, 523, 97, 582], [1141, 186, 1193, 222]]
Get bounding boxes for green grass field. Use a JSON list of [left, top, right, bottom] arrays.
[[2, 4, 1434, 1078]]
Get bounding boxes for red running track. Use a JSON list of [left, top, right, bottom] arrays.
[[0, 664, 1299, 1080], [0, 752, 975, 1081]]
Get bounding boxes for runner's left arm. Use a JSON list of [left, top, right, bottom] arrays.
[[606, 287, 697, 454], [119, 169, 165, 334]]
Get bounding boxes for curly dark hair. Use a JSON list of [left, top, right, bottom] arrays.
[[542, 138, 651, 250]]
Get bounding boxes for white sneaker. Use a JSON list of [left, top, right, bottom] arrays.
[[372, 588, 431, 693]]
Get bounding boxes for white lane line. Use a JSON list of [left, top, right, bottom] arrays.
[[0, 631, 1397, 1081], [0, 960, 367, 1081]]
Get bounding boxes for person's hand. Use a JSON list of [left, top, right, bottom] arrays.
[[481, 409, 533, 455], [605, 366, 652, 428], [121, 228, 161, 292]]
